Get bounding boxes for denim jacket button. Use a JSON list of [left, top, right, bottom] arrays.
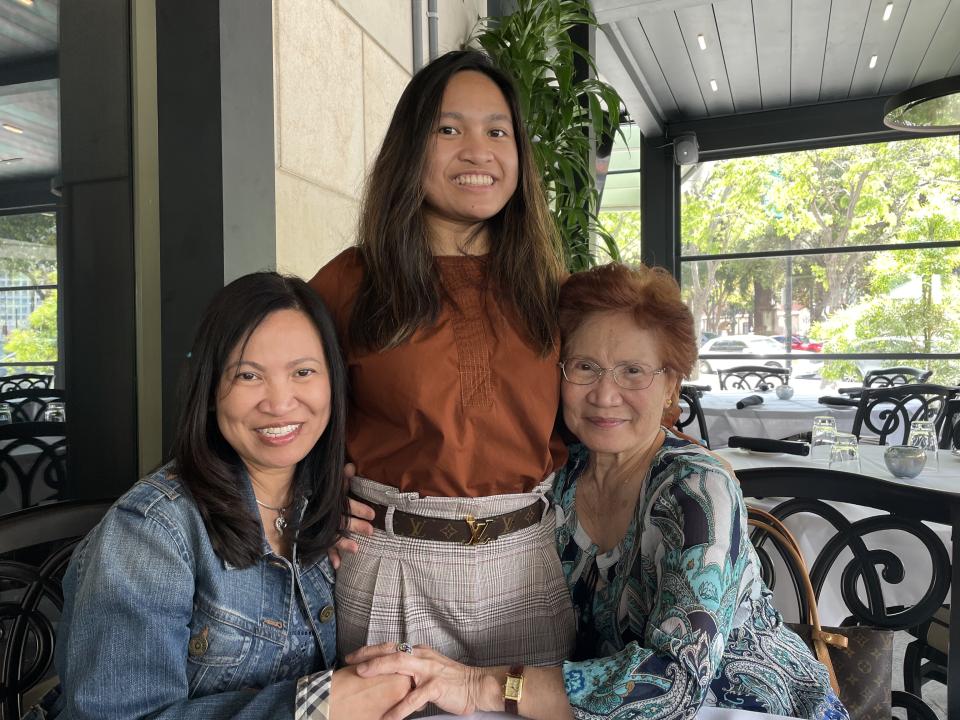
[[188, 627, 209, 657], [319, 604, 334, 623]]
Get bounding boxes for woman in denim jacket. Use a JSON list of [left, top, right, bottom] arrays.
[[38, 273, 410, 719]]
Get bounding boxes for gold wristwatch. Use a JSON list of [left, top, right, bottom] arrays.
[[504, 664, 524, 714]]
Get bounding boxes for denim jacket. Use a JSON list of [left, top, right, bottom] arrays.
[[44, 464, 337, 720]]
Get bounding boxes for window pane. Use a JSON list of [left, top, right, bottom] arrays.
[[0, 212, 58, 370], [607, 123, 642, 172], [0, 213, 57, 284], [684, 248, 960, 384], [681, 135, 960, 256]]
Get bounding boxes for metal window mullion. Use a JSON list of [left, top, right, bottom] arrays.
[[682, 239, 960, 263]]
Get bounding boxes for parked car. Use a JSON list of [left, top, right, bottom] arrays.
[[698, 334, 822, 377], [772, 334, 823, 352]]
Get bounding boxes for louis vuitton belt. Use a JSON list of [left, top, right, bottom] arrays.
[[358, 497, 545, 546]]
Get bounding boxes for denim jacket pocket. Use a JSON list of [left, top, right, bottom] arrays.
[[185, 609, 254, 698]]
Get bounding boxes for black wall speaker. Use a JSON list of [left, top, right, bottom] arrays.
[[672, 133, 699, 165]]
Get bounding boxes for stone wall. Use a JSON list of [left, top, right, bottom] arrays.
[[273, 0, 487, 279]]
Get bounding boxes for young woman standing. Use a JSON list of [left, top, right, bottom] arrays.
[[310, 51, 574, 668]]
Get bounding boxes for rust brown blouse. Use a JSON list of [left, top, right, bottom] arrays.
[[309, 248, 567, 497]]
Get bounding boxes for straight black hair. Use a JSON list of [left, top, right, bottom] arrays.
[[171, 272, 348, 568]]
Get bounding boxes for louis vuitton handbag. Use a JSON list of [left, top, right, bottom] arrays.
[[747, 507, 894, 720]]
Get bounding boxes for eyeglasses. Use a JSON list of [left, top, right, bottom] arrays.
[[559, 358, 667, 390]]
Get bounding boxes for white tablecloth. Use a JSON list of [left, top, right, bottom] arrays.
[[697, 390, 863, 448], [718, 445, 957, 625]]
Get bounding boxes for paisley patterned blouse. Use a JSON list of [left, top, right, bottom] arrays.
[[556, 433, 849, 719]]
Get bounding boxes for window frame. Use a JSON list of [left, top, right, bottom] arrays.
[[679, 132, 960, 372], [0, 204, 61, 379]]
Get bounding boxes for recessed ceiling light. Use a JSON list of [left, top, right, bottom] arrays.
[[2, 123, 23, 134], [697, 34, 707, 51], [709, 79, 719, 92], [16, 0, 34, 6], [882, 3, 893, 21], [869, 55, 878, 69]]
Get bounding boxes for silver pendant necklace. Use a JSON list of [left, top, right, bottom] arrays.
[[255, 497, 289, 535]]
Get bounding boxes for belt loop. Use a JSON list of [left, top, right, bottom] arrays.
[[384, 506, 396, 536]]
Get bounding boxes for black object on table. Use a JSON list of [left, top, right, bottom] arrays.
[[728, 436, 810, 456]]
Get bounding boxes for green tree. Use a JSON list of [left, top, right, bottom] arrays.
[[4, 289, 58, 363], [0, 213, 57, 292], [599, 210, 641, 263]]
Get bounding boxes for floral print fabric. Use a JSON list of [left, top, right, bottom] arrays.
[[556, 433, 849, 719]]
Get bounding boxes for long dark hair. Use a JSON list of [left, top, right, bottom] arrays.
[[350, 49, 563, 355], [172, 272, 348, 568]]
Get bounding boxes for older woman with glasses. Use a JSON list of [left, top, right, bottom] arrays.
[[349, 263, 848, 720]]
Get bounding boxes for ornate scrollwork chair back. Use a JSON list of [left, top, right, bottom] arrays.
[[0, 500, 113, 720], [677, 385, 710, 448], [739, 466, 948, 720], [0, 423, 67, 511], [0, 390, 67, 424], [0, 375, 52, 394], [716, 365, 790, 391], [863, 367, 933, 388], [851, 383, 954, 446]]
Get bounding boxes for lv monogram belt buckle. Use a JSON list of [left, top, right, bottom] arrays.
[[463, 514, 492, 546]]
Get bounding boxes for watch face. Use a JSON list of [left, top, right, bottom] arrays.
[[505, 675, 523, 699]]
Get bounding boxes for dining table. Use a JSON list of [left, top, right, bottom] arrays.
[[695, 388, 890, 448]]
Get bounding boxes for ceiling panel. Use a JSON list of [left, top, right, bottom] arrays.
[[675, 4, 734, 115], [639, 10, 708, 117], [880, 0, 951, 93], [752, 0, 791, 109], [818, 0, 870, 101], [848, 0, 908, 96], [596, 0, 960, 129], [0, 79, 58, 181], [914, 0, 960, 84], [0, 0, 56, 65], [790, 0, 831, 104], [713, 0, 761, 113], [614, 17, 680, 119]]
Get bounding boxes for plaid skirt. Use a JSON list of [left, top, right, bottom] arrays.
[[335, 475, 576, 667]]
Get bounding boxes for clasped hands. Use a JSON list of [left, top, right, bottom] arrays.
[[344, 642, 495, 720]]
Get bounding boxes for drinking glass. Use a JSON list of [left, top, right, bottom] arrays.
[[811, 416, 837, 462], [909, 419, 939, 470], [43, 401, 66, 422], [829, 432, 861, 472], [0, 402, 11, 425]]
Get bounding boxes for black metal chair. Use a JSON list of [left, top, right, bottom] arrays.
[[0, 390, 66, 423], [739, 466, 950, 720], [0, 375, 52, 394], [850, 383, 954, 445], [677, 385, 710, 448], [717, 365, 790, 391], [938, 397, 960, 451], [0, 423, 67, 510], [0, 499, 112, 720], [863, 367, 934, 388]]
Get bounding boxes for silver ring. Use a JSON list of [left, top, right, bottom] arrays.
[[395, 641, 414, 654]]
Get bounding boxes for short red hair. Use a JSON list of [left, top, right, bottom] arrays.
[[558, 263, 697, 379]]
